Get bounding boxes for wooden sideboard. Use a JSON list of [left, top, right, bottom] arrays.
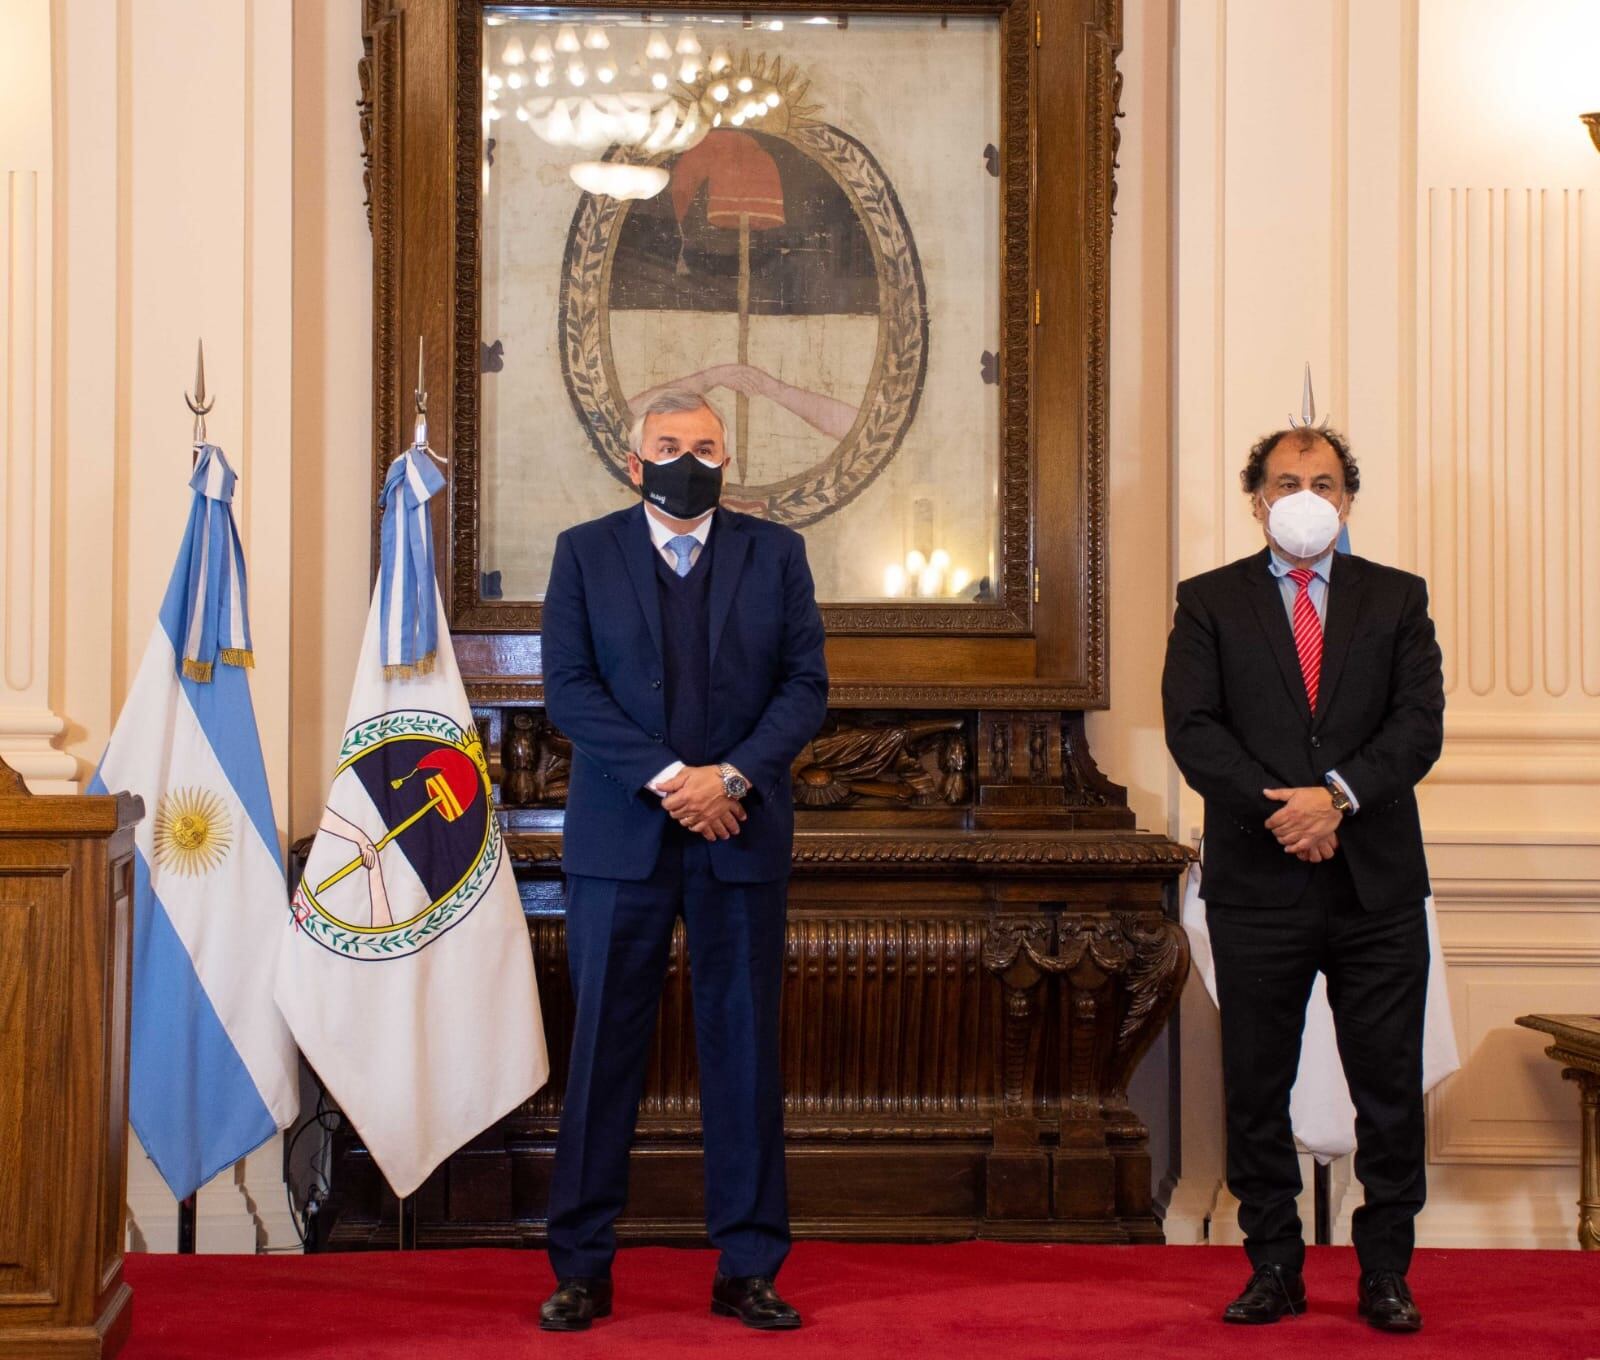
[[317, 713, 1191, 1249], [0, 759, 142, 1359]]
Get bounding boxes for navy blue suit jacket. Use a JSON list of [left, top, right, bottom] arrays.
[[543, 503, 829, 883]]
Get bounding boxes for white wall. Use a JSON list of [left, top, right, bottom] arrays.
[[2, 0, 370, 1252], [0, 0, 74, 790], [1165, 0, 1600, 1249]]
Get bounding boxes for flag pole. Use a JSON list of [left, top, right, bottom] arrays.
[[176, 338, 213, 1256], [1313, 1160, 1332, 1245]]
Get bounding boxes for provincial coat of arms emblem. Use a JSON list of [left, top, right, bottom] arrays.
[[292, 710, 504, 961], [559, 54, 929, 527]]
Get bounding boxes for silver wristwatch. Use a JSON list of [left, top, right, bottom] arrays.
[[718, 763, 750, 800]]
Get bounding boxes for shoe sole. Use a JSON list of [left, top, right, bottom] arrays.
[[539, 1302, 613, 1332], [1222, 1310, 1301, 1325], [711, 1300, 802, 1330]]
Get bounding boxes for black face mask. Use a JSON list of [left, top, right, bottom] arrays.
[[639, 454, 724, 520]]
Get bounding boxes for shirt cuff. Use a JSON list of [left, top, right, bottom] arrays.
[[647, 760, 685, 795], [1326, 769, 1360, 812]]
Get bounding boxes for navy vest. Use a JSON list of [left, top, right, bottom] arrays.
[[654, 526, 714, 769]]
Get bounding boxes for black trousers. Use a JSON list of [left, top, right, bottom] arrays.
[[1208, 855, 1428, 1274], [546, 831, 790, 1282]]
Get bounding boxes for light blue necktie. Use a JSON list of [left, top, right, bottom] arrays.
[[665, 534, 698, 578]]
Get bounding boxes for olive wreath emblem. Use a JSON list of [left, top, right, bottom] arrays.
[[559, 122, 929, 527], [292, 711, 503, 962]]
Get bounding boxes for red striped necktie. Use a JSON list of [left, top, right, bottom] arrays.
[[1288, 567, 1323, 712]]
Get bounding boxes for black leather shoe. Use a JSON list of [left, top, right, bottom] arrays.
[[1359, 1270, 1423, 1333], [711, 1273, 802, 1330], [1222, 1263, 1307, 1324], [539, 1278, 612, 1332]]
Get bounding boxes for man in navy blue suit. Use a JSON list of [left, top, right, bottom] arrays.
[[538, 390, 828, 1333]]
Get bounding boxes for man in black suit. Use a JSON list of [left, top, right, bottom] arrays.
[[1162, 426, 1444, 1333]]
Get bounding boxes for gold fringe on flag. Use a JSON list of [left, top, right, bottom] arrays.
[[382, 651, 437, 682], [182, 649, 255, 682]]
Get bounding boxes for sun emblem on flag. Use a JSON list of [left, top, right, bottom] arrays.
[[292, 710, 504, 961], [152, 787, 234, 875]]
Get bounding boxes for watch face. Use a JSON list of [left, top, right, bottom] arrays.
[[724, 771, 749, 798]]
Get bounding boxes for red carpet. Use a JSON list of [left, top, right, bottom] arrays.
[[121, 1242, 1599, 1360]]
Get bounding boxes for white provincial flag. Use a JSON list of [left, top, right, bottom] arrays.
[[1181, 861, 1460, 1162], [274, 446, 547, 1197]]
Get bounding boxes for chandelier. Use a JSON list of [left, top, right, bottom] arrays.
[[484, 14, 791, 200]]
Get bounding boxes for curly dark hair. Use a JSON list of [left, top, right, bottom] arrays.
[[1240, 426, 1360, 496]]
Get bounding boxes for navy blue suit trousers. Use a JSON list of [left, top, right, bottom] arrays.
[[547, 832, 790, 1280]]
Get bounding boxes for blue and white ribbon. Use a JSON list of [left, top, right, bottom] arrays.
[[179, 444, 254, 683], [379, 444, 446, 679]]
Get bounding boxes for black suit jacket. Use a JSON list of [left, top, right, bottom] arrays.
[[1161, 548, 1444, 910]]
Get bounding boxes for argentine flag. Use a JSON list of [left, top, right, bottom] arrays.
[[91, 445, 299, 1199]]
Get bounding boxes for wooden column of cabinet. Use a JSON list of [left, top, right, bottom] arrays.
[[0, 758, 142, 1360]]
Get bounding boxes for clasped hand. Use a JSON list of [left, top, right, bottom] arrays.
[[657, 766, 747, 842], [1263, 785, 1341, 863]]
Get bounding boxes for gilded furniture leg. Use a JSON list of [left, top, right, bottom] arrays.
[[1565, 1068, 1600, 1251]]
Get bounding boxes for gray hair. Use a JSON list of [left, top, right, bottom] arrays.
[[628, 389, 729, 454]]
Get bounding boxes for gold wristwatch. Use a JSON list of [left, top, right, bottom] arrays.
[[718, 763, 750, 800]]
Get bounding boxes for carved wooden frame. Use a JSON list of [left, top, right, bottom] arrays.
[[363, 0, 1122, 708]]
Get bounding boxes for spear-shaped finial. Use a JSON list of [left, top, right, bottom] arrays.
[[413, 335, 428, 449], [1288, 361, 1328, 429], [185, 338, 215, 444]]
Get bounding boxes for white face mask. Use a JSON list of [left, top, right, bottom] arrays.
[[1266, 489, 1342, 559]]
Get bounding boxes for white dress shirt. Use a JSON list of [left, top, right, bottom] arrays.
[[644, 504, 713, 572]]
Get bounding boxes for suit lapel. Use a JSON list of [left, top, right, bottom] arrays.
[[706, 509, 749, 664], [1244, 549, 1313, 726], [614, 504, 664, 662], [1313, 552, 1363, 724]]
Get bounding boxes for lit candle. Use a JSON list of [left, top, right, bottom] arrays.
[[883, 564, 907, 598]]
